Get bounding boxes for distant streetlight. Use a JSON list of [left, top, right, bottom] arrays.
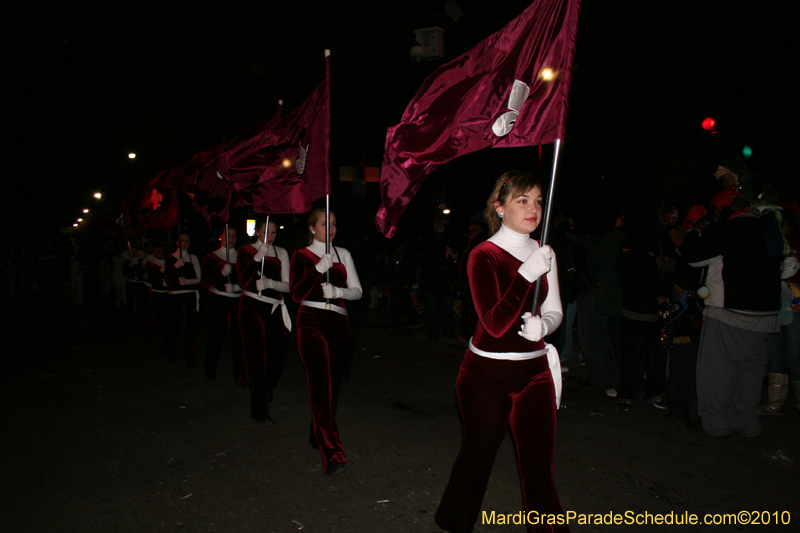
[[73, 223, 78, 227], [128, 153, 136, 159], [77, 218, 83, 222], [94, 192, 102, 199], [83, 208, 89, 213]]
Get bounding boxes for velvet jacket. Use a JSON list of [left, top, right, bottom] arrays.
[[290, 247, 347, 308], [164, 251, 201, 292], [236, 243, 289, 302], [201, 247, 241, 296], [468, 240, 549, 354]]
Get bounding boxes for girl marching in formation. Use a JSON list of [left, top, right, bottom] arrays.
[[435, 171, 568, 533], [237, 219, 292, 423], [164, 233, 202, 369], [290, 208, 362, 476], [200, 226, 245, 385]]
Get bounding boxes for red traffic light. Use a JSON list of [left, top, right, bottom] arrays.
[[701, 117, 715, 130]]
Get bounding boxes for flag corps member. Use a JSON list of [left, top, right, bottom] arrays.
[[290, 208, 362, 476], [237, 219, 291, 423], [435, 171, 567, 533], [122, 244, 146, 322], [201, 226, 246, 384], [164, 232, 202, 368]]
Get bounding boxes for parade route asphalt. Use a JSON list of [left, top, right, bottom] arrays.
[[2, 303, 798, 532]]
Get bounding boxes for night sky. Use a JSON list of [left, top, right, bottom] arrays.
[[8, 1, 798, 242]]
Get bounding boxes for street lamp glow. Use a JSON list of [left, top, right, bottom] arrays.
[[73, 223, 78, 227], [128, 153, 137, 159], [83, 208, 89, 213], [442, 208, 451, 215], [94, 192, 102, 199], [77, 218, 83, 222]]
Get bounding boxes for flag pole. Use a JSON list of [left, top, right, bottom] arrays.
[[325, 195, 331, 309], [224, 223, 231, 284], [532, 138, 562, 314], [258, 215, 269, 297], [324, 49, 332, 310]]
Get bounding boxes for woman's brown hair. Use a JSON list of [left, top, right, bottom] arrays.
[[483, 170, 542, 235], [307, 208, 335, 245]]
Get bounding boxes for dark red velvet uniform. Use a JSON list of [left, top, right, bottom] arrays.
[[290, 247, 350, 474], [435, 241, 568, 533], [201, 250, 245, 384], [237, 244, 288, 421], [163, 253, 200, 367]]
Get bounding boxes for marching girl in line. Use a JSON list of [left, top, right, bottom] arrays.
[[164, 232, 202, 368], [435, 171, 568, 533], [237, 219, 291, 423], [122, 243, 146, 323], [290, 208, 362, 476], [200, 226, 245, 384]]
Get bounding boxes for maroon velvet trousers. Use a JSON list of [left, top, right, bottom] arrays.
[[204, 293, 246, 385], [435, 350, 568, 533], [238, 296, 286, 418], [296, 306, 350, 473]]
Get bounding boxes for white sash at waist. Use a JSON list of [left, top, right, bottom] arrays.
[[243, 290, 292, 332], [468, 338, 562, 409], [210, 287, 242, 298], [168, 289, 200, 313], [300, 299, 348, 316]]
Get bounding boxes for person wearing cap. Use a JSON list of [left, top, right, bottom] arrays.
[[682, 167, 782, 437], [714, 155, 781, 212]]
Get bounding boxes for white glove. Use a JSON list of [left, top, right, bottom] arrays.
[[253, 245, 269, 262], [256, 277, 276, 292], [221, 263, 232, 276], [518, 312, 548, 342], [518, 245, 554, 282], [322, 282, 344, 300], [174, 258, 185, 268], [224, 283, 234, 293], [781, 255, 799, 280], [315, 253, 334, 274]]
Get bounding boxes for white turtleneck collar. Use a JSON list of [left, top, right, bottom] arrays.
[[488, 223, 537, 262], [213, 245, 237, 263], [307, 239, 332, 257]]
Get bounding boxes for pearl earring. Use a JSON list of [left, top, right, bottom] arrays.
[[498, 212, 504, 218], [311, 230, 315, 234]]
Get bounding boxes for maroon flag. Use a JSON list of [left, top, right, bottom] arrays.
[[218, 56, 330, 215], [376, 0, 581, 237], [123, 169, 180, 230], [92, 204, 140, 239]]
